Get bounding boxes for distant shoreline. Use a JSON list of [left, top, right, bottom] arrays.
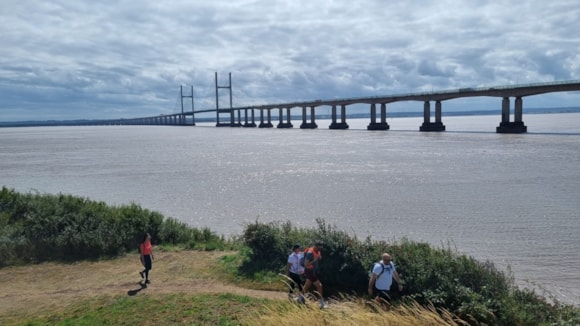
[[2, 107, 579, 128]]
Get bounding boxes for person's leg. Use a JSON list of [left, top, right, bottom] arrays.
[[297, 277, 305, 302], [140, 256, 146, 278], [314, 280, 326, 307], [375, 290, 391, 309], [297, 275, 304, 293], [289, 273, 300, 293], [314, 280, 323, 298], [303, 268, 315, 295], [302, 279, 312, 295], [144, 255, 152, 283]]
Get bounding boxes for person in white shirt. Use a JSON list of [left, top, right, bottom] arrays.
[[368, 253, 404, 304], [286, 244, 304, 297]]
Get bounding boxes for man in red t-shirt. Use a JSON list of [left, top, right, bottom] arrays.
[[302, 240, 326, 308]]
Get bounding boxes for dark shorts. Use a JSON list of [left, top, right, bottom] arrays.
[[143, 255, 152, 270], [375, 288, 393, 302], [304, 268, 318, 282]]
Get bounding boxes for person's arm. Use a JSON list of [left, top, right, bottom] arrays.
[[368, 273, 377, 296], [304, 251, 317, 268], [139, 243, 145, 266], [393, 270, 404, 291], [286, 261, 292, 275]]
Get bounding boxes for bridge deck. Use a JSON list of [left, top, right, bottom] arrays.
[[99, 80, 580, 131]]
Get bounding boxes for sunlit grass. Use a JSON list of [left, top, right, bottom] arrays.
[[243, 295, 469, 326], [6, 291, 469, 326]]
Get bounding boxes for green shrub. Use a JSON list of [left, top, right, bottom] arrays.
[[237, 219, 579, 326], [239, 220, 288, 274], [0, 187, 225, 265]]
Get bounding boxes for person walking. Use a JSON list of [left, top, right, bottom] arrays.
[[302, 240, 326, 308], [139, 233, 154, 284], [368, 253, 403, 306], [286, 244, 305, 300]]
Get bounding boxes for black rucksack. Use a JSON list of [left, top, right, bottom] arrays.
[[300, 248, 312, 267], [369, 261, 389, 279]]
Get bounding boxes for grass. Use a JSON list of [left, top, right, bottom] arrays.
[[0, 249, 472, 326], [244, 299, 467, 326], [0, 250, 284, 325], [28, 293, 273, 326]]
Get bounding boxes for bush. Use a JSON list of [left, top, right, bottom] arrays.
[[237, 219, 580, 326], [0, 187, 225, 266]]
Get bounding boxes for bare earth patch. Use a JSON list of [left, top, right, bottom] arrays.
[[0, 250, 286, 321]]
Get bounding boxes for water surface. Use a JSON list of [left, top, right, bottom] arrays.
[[1, 113, 579, 305]]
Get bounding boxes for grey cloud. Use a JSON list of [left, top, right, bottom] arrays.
[[1, 0, 579, 121], [417, 60, 455, 78]]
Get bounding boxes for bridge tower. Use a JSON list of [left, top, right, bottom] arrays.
[[180, 85, 195, 126], [215, 72, 241, 127]]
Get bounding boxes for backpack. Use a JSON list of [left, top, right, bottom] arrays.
[[299, 248, 312, 267], [369, 261, 390, 279]]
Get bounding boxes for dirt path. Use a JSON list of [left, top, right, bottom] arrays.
[[0, 251, 287, 319]]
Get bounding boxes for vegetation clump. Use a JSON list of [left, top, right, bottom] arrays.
[[237, 219, 580, 326], [1, 187, 578, 325], [0, 186, 224, 266]]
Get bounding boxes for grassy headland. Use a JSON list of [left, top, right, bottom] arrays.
[[0, 186, 578, 325]]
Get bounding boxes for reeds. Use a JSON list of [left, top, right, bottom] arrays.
[[243, 295, 469, 326]]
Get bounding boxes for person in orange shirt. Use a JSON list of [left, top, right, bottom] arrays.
[[302, 240, 326, 308], [139, 233, 154, 284]]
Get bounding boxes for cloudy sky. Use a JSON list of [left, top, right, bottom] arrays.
[[1, 0, 579, 122]]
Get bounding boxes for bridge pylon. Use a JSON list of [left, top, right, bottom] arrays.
[[215, 72, 242, 127], [180, 85, 195, 126]]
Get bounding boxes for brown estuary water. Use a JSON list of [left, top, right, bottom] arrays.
[[1, 113, 579, 306]]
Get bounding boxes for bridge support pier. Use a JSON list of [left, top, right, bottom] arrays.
[[243, 108, 257, 127], [258, 109, 273, 128], [229, 111, 242, 127], [420, 101, 446, 131], [496, 97, 527, 133], [329, 104, 349, 129], [277, 108, 293, 128], [300, 106, 318, 129], [367, 103, 390, 130]]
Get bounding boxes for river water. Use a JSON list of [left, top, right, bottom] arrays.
[[1, 113, 579, 305]]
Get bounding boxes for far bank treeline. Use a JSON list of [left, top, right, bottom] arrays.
[[0, 186, 578, 326]]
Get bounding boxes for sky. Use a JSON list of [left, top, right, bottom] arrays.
[[1, 0, 579, 122]]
